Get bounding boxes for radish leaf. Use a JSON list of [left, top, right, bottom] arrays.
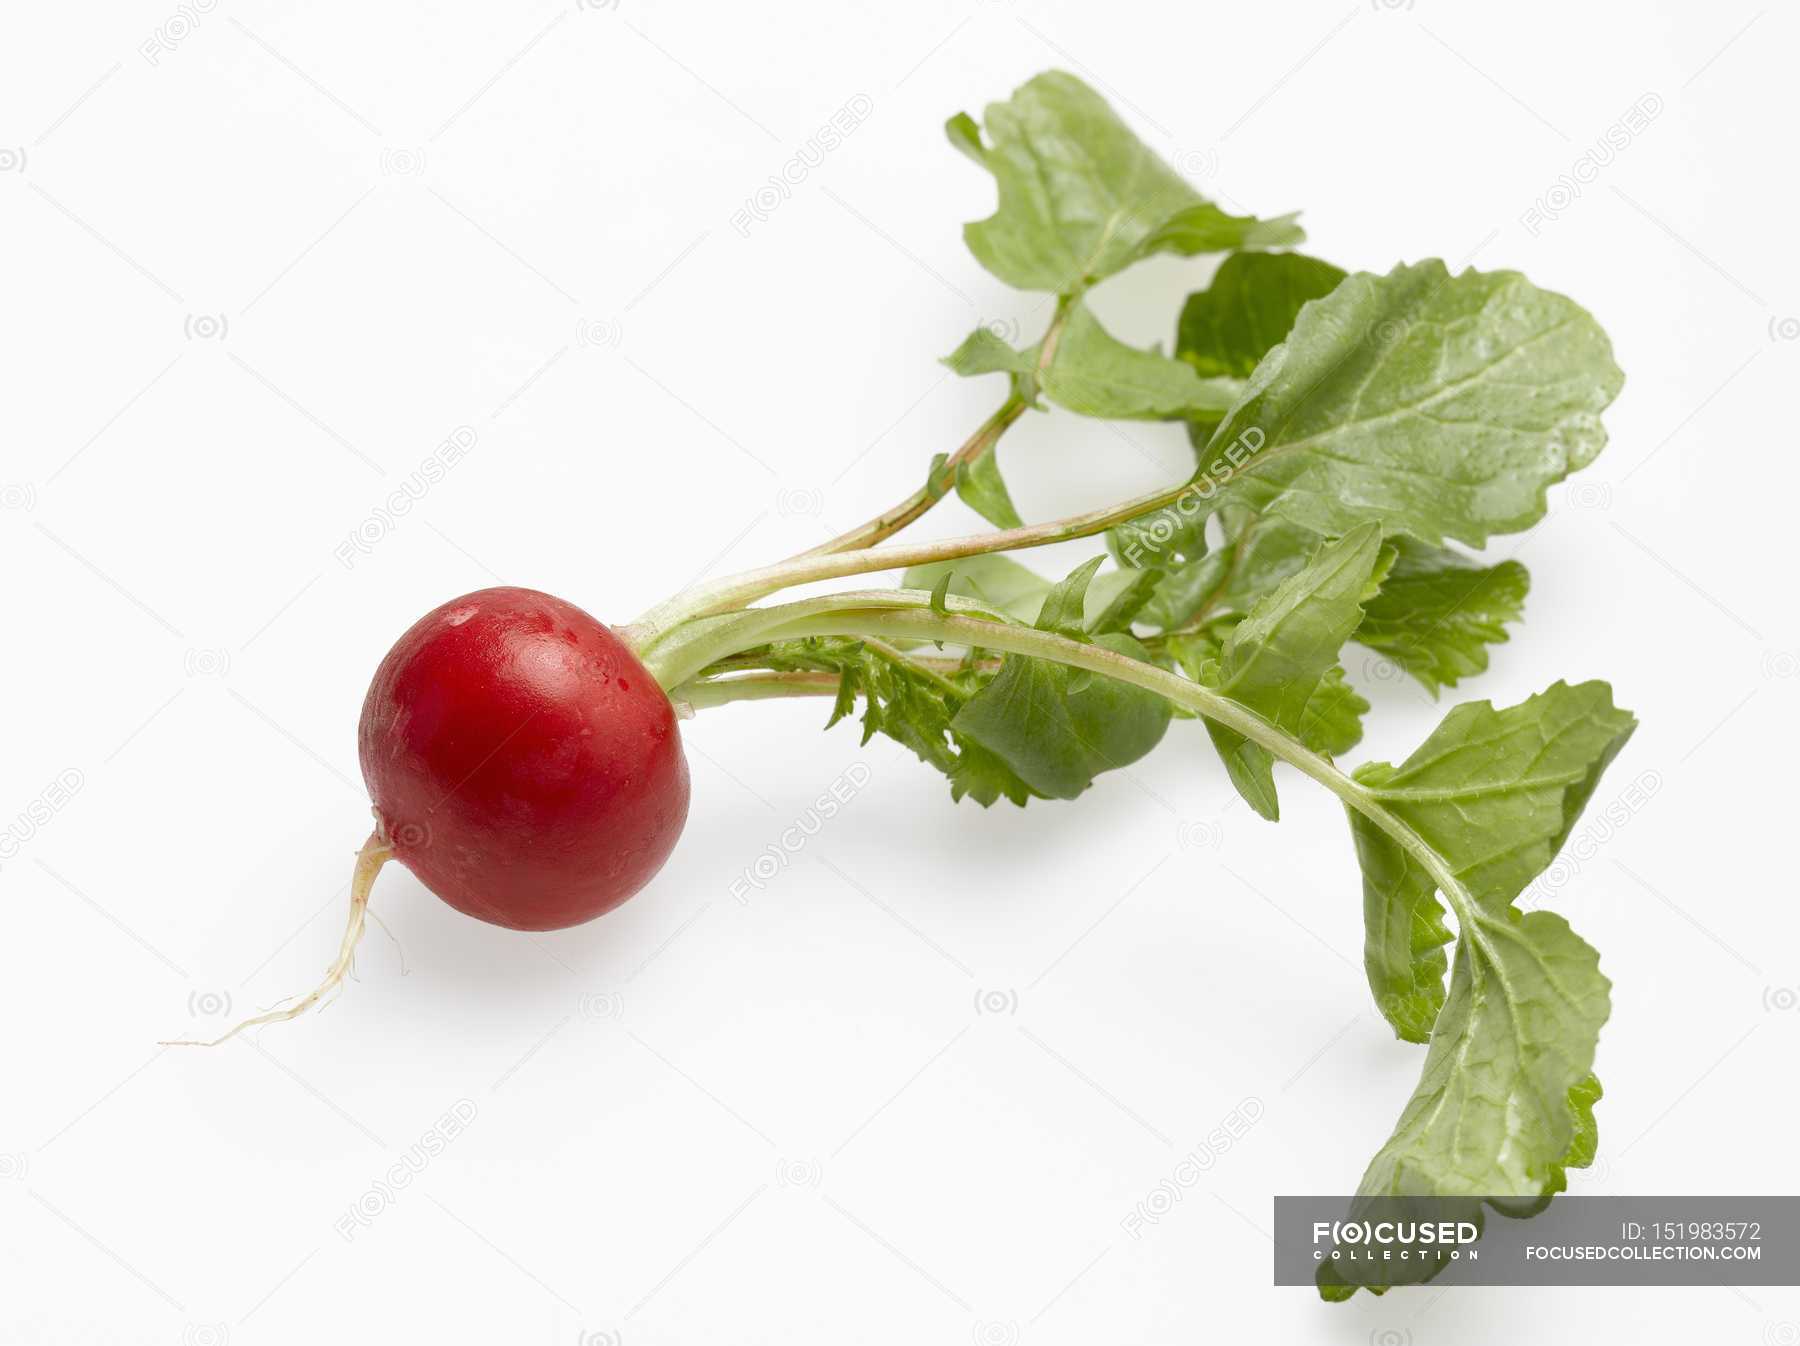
[[953, 449, 1025, 530], [950, 71, 1302, 294], [1355, 540, 1530, 694], [950, 630, 1171, 801], [1177, 250, 1348, 379], [1196, 261, 1624, 546], [902, 555, 1141, 630], [1194, 524, 1388, 818], [1318, 909, 1610, 1296], [1034, 300, 1243, 422]]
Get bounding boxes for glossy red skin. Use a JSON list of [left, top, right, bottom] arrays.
[[358, 587, 689, 931]]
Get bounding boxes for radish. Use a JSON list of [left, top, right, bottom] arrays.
[[182, 587, 688, 1044], [359, 587, 690, 929], [169, 73, 1644, 1294]]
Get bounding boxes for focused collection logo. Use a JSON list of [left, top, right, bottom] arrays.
[[1311, 1217, 1482, 1265]]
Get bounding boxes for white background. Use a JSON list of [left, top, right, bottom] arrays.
[[2, 1, 1795, 1342]]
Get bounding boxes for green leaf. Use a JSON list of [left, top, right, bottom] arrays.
[[951, 71, 1300, 293], [1138, 549, 1227, 623], [1204, 724, 1282, 821], [928, 570, 953, 616], [951, 632, 1172, 801], [1138, 513, 1316, 627], [1136, 204, 1303, 260], [1350, 909, 1611, 1198], [1348, 680, 1635, 1043], [1037, 300, 1243, 421], [1348, 812, 1452, 1044], [944, 110, 984, 166], [1300, 665, 1369, 757], [954, 448, 1024, 529], [1197, 524, 1387, 817], [1107, 499, 1210, 571], [1177, 250, 1347, 378], [1354, 681, 1637, 907], [1317, 909, 1610, 1295], [902, 555, 1049, 622], [941, 325, 1033, 380], [747, 637, 980, 775], [1086, 567, 1161, 636], [1356, 539, 1530, 695], [1159, 631, 1219, 721], [1196, 261, 1624, 547], [1563, 1072, 1603, 1172], [923, 452, 952, 503], [1033, 556, 1104, 637], [940, 301, 1241, 529], [902, 554, 1142, 630], [740, 636, 1037, 808]]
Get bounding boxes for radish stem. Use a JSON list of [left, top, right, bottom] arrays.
[[805, 394, 1028, 555], [622, 472, 1204, 651]]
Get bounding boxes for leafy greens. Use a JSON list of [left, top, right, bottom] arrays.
[[649, 68, 1635, 1298]]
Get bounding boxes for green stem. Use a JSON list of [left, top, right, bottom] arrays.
[[641, 588, 1006, 689], [661, 595, 1482, 932], [624, 300, 1207, 653], [807, 292, 1077, 560], [805, 395, 1027, 556], [625, 472, 1200, 652], [676, 671, 843, 708]]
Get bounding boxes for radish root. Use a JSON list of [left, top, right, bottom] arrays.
[[164, 830, 393, 1047]]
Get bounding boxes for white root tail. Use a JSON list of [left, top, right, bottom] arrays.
[[163, 831, 393, 1047]]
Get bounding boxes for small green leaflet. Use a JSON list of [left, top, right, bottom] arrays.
[[1107, 499, 1209, 571], [1177, 250, 1348, 379], [954, 449, 1024, 529], [946, 558, 1172, 802], [1037, 301, 1243, 422], [951, 630, 1171, 800], [1032, 555, 1104, 637], [944, 302, 1244, 423], [902, 554, 1142, 630], [1195, 261, 1624, 547], [1135, 546, 1223, 618], [941, 326, 1033, 381], [1085, 567, 1161, 636], [811, 558, 1176, 805], [1300, 666, 1370, 758], [1137, 512, 1314, 626], [1195, 524, 1387, 819], [1349, 807, 1455, 1046], [1355, 539, 1530, 694], [749, 636, 979, 776], [948, 71, 1301, 294], [940, 301, 1239, 530], [744, 635, 1034, 808], [1136, 203, 1303, 260]]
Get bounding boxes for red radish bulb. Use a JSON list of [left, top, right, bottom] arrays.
[[179, 587, 689, 1044], [360, 586, 690, 929]]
